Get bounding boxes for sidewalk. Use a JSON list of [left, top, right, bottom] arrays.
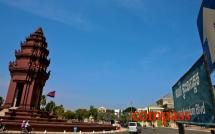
[[4, 128, 128, 134], [184, 126, 211, 132], [163, 125, 211, 132]]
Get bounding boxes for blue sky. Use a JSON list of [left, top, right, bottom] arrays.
[[0, 0, 204, 110]]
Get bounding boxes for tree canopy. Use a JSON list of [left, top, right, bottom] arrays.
[[53, 104, 65, 117], [75, 109, 89, 121], [45, 101, 56, 113], [123, 107, 137, 113], [89, 105, 98, 120], [63, 110, 76, 120], [97, 112, 116, 122]]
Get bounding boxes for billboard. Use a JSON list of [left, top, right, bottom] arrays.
[[172, 55, 215, 125], [197, 0, 215, 73]]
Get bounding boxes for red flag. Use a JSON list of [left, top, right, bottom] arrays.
[[47, 91, 55, 97]]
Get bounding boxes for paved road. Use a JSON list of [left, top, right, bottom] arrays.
[[115, 127, 210, 134], [142, 127, 210, 134]]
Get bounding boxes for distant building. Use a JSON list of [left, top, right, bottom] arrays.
[[114, 109, 122, 117], [97, 106, 106, 113], [148, 106, 164, 112], [137, 105, 164, 113], [156, 93, 174, 111], [156, 93, 176, 128], [137, 107, 148, 112]]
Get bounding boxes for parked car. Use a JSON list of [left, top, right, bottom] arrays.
[[128, 122, 142, 134]]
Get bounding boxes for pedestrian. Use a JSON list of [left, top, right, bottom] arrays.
[[152, 123, 155, 129], [0, 119, 3, 128], [0, 119, 3, 131], [25, 120, 31, 133], [0, 119, 6, 132], [21, 120, 26, 133]]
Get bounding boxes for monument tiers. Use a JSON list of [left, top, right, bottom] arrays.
[[0, 28, 116, 132]]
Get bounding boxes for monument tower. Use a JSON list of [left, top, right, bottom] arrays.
[[3, 27, 50, 110], [0, 27, 116, 132]]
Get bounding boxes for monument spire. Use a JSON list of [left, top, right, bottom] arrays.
[[4, 27, 50, 110]]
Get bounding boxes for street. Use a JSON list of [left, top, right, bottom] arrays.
[[142, 127, 209, 134], [116, 127, 210, 134]]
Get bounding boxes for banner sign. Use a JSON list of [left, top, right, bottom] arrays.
[[197, 0, 215, 73], [172, 55, 215, 124]]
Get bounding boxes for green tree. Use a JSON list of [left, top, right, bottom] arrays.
[[45, 101, 56, 113], [75, 109, 89, 121], [106, 109, 114, 114], [63, 110, 76, 120], [89, 105, 98, 120], [97, 112, 105, 121], [53, 104, 65, 117], [40, 95, 46, 111], [119, 113, 130, 124], [97, 111, 116, 122], [0, 96, 4, 106], [123, 107, 137, 114]]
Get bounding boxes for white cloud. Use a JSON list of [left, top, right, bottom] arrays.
[[0, 0, 87, 29]]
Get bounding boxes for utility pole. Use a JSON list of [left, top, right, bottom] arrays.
[[130, 101, 133, 121]]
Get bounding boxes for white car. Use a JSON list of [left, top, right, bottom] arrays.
[[128, 122, 142, 134]]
